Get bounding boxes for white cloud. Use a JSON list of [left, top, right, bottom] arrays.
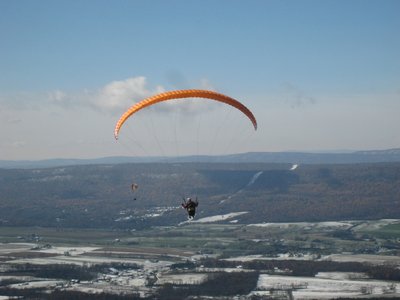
[[0, 77, 166, 114], [0, 76, 224, 116], [94, 76, 164, 113], [92, 76, 222, 116], [45, 76, 166, 113]]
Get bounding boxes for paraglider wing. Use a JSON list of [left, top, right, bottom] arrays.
[[131, 183, 139, 191], [114, 89, 257, 139], [131, 183, 139, 200]]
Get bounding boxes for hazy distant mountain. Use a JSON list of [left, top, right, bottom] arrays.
[[0, 156, 162, 169], [1, 148, 400, 169]]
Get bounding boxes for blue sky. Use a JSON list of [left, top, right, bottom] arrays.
[[1, 0, 399, 160]]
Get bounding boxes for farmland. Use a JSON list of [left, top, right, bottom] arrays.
[[1, 161, 400, 298], [1, 218, 400, 299]]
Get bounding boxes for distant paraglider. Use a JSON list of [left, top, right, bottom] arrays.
[[131, 183, 139, 200]]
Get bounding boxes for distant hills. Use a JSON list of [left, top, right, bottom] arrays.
[[1, 160, 400, 229], [1, 148, 400, 169]]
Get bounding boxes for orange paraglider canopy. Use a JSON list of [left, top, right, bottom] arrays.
[[131, 183, 138, 191], [114, 89, 257, 139]]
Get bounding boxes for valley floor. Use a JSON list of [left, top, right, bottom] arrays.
[[1, 219, 400, 299]]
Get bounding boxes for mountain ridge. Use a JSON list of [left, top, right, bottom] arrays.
[[1, 148, 400, 169], [1, 161, 399, 228]]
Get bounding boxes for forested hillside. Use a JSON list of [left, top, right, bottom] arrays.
[[0, 162, 399, 228]]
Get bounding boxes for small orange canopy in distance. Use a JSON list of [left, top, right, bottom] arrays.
[[114, 89, 257, 140], [131, 183, 138, 191]]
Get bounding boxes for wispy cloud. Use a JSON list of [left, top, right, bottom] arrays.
[[0, 77, 164, 114], [282, 83, 317, 108], [0, 76, 222, 117], [46, 76, 165, 113]]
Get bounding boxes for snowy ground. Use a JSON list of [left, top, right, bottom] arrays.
[[192, 211, 248, 223], [315, 272, 369, 280], [352, 219, 400, 231], [0, 243, 36, 254], [247, 218, 400, 234], [179, 212, 248, 225], [35, 246, 100, 255], [223, 253, 400, 266], [2, 218, 400, 299], [156, 273, 208, 285], [252, 274, 400, 299], [247, 221, 355, 230], [222, 253, 321, 262], [8, 280, 64, 289], [9, 254, 174, 269], [325, 253, 400, 265], [0, 244, 177, 298]]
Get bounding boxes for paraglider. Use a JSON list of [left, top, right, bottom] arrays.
[[114, 89, 257, 219], [131, 183, 138, 200], [131, 183, 138, 191], [114, 89, 257, 140], [181, 197, 199, 220]]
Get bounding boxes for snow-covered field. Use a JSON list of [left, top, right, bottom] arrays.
[[35, 246, 100, 255], [247, 221, 355, 230], [352, 218, 400, 231], [1, 218, 400, 299], [115, 206, 179, 222], [0, 243, 36, 254], [156, 273, 208, 285], [0, 244, 178, 297], [179, 211, 248, 225], [247, 218, 400, 234], [315, 272, 369, 280], [190, 212, 248, 223], [223, 253, 321, 262], [223, 252, 400, 266], [325, 253, 400, 265], [9, 254, 174, 269], [8, 280, 64, 289], [252, 274, 400, 299]]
